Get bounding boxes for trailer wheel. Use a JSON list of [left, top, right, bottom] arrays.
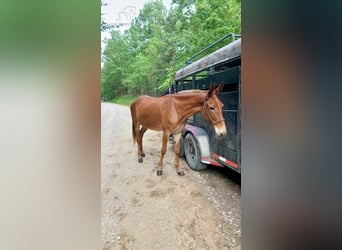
[[184, 133, 207, 170]]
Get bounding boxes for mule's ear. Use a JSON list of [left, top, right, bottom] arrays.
[[213, 81, 224, 95], [207, 83, 216, 98]]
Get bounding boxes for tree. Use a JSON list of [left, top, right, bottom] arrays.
[[101, 31, 132, 99], [101, 0, 241, 97]]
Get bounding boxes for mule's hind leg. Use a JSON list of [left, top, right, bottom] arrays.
[[173, 133, 185, 176], [157, 130, 169, 176], [139, 127, 147, 157], [134, 123, 144, 163], [136, 126, 148, 162]]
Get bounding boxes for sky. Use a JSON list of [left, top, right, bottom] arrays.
[[101, 0, 172, 50]]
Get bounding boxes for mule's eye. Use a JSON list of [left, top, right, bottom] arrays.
[[210, 106, 215, 110]]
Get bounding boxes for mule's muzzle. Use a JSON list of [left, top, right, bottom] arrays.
[[215, 127, 227, 139], [218, 131, 227, 139]]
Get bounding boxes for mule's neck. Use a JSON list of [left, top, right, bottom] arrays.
[[174, 92, 206, 121]]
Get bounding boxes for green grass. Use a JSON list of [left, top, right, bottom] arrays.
[[110, 95, 138, 106]]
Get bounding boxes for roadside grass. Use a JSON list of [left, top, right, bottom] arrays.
[[110, 95, 137, 106]]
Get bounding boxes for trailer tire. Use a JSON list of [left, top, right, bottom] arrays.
[[184, 133, 207, 170]]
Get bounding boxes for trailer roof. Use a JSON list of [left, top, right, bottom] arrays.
[[174, 38, 241, 80]]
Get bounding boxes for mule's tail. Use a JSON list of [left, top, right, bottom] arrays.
[[132, 120, 136, 144], [130, 104, 136, 145]]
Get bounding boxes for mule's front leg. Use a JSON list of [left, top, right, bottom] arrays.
[[174, 133, 185, 176], [157, 131, 169, 176]]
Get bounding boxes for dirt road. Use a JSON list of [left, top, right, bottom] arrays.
[[101, 102, 241, 250]]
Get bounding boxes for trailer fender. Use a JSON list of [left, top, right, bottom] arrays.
[[182, 124, 210, 159]]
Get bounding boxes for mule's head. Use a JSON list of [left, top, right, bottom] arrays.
[[202, 82, 227, 139]]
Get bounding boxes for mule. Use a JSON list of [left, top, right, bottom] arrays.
[[130, 83, 227, 176]]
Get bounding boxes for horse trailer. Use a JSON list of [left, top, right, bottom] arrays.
[[173, 34, 241, 173]]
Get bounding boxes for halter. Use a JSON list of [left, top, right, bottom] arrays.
[[203, 102, 225, 125]]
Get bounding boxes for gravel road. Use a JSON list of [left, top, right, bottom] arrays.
[[101, 102, 241, 250]]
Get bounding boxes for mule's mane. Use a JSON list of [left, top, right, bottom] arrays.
[[176, 89, 207, 94]]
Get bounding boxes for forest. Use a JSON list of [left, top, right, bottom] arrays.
[[101, 0, 241, 102]]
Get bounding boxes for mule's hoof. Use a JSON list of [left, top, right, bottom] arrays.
[[177, 171, 185, 176], [141, 152, 145, 157], [138, 158, 143, 163], [157, 170, 163, 176]]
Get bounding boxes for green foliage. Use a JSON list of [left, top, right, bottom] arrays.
[[110, 95, 138, 106], [101, 0, 240, 98]]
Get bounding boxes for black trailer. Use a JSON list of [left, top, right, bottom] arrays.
[[173, 34, 241, 173]]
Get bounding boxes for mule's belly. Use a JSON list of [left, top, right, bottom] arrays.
[[138, 114, 184, 132], [138, 113, 163, 131], [142, 123, 163, 131]]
